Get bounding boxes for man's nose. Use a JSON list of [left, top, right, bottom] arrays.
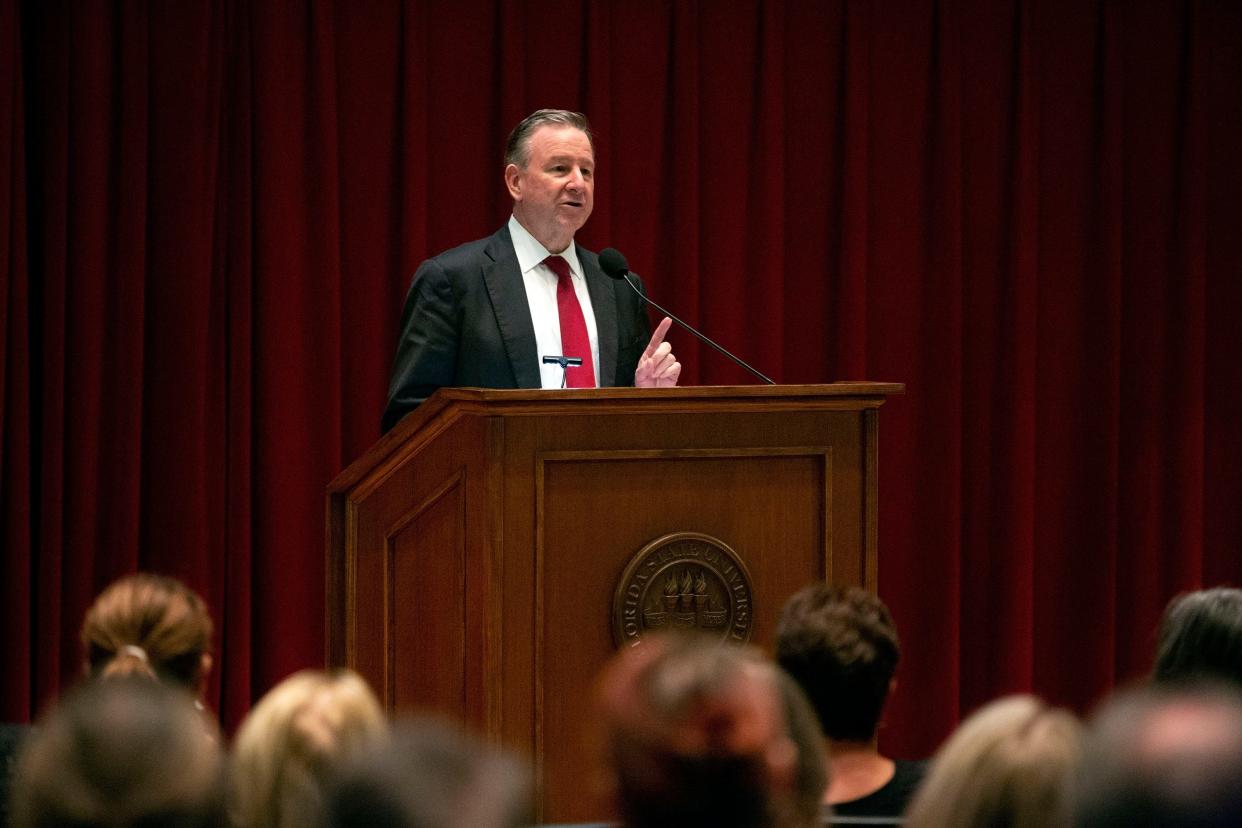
[[567, 167, 585, 189]]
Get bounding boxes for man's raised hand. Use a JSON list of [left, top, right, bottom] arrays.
[[634, 317, 681, 388]]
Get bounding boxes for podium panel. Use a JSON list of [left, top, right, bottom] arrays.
[[327, 384, 902, 822]]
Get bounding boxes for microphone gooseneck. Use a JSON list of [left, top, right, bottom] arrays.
[[599, 248, 775, 385]]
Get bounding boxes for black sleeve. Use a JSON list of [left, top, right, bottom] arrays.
[[615, 272, 653, 386], [380, 258, 459, 433]]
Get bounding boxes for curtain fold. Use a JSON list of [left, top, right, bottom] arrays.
[[1, 0, 32, 719], [4, 0, 1240, 754]]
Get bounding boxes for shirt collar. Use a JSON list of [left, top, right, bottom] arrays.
[[508, 215, 584, 279]]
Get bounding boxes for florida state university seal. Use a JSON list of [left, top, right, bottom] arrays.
[[612, 532, 755, 648]]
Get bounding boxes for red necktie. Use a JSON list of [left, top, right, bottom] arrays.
[[544, 255, 597, 388]]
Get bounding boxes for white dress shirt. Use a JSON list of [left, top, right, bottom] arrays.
[[507, 215, 600, 389]]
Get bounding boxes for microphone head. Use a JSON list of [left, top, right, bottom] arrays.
[[599, 248, 629, 280]]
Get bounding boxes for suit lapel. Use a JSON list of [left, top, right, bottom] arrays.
[[583, 255, 619, 386], [482, 227, 543, 389]]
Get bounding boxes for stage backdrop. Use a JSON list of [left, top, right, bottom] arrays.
[[3, 0, 1240, 759]]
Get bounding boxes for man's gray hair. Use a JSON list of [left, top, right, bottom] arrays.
[[504, 109, 595, 169]]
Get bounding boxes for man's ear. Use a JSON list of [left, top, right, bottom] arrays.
[[504, 163, 523, 201]]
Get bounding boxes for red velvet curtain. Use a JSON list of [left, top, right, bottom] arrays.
[[3, 0, 1240, 758]]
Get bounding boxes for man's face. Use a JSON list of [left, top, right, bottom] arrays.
[[506, 124, 594, 254]]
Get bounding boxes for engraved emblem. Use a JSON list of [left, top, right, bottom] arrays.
[[612, 532, 755, 648]]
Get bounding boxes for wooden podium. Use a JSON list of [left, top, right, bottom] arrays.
[[326, 383, 902, 822]]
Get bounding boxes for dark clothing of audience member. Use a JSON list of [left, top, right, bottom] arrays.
[[827, 759, 926, 822]]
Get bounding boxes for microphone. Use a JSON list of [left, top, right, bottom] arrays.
[[542, 354, 584, 389], [598, 248, 775, 385], [541, 355, 584, 368]]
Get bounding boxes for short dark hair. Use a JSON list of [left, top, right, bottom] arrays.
[[1154, 587, 1242, 688], [776, 584, 900, 743], [503, 109, 595, 168]]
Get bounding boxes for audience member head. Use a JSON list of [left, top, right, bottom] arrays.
[[328, 716, 532, 828], [775, 670, 831, 827], [776, 584, 900, 744], [81, 573, 214, 693], [593, 633, 808, 828], [11, 676, 225, 828], [903, 695, 1083, 828], [230, 669, 387, 828], [1153, 587, 1242, 688], [1075, 682, 1242, 827]]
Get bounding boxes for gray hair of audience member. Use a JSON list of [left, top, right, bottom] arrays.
[[593, 633, 804, 828], [230, 669, 388, 828], [775, 669, 831, 828], [327, 717, 532, 828], [1074, 682, 1242, 827], [1153, 587, 1242, 688], [503, 109, 595, 169], [10, 676, 225, 828], [904, 695, 1083, 828]]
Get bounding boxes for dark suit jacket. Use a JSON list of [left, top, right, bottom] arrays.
[[382, 225, 652, 433]]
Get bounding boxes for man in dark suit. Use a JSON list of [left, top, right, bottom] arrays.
[[382, 109, 680, 433]]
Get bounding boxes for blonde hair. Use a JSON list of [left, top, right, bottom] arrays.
[[230, 670, 387, 828], [904, 695, 1083, 828], [81, 573, 213, 689]]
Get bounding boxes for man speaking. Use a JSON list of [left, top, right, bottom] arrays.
[[382, 109, 680, 433]]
